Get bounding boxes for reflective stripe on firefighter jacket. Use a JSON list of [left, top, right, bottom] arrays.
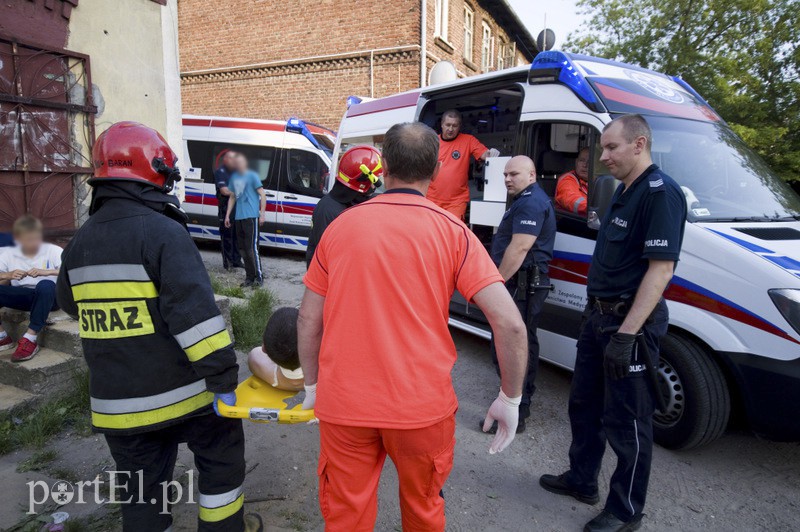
[[57, 197, 238, 435]]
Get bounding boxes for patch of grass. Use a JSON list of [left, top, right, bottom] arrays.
[[0, 370, 91, 455], [16, 449, 58, 473], [210, 276, 246, 299], [230, 288, 276, 350]]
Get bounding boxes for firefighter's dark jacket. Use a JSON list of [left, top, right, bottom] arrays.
[[57, 191, 238, 436]]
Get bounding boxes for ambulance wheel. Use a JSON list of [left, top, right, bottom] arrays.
[[652, 333, 730, 450]]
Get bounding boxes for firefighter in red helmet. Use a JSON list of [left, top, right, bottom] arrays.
[[305, 145, 383, 267], [57, 122, 259, 532]]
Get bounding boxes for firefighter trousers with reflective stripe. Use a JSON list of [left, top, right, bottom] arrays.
[[104, 412, 245, 532], [317, 415, 456, 532], [566, 300, 669, 522]]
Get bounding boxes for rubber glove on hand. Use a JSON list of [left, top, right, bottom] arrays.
[[486, 148, 500, 158], [302, 383, 317, 411], [483, 389, 521, 454], [213, 392, 236, 416], [604, 332, 637, 380]]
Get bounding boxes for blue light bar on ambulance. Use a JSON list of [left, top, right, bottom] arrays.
[[285, 117, 322, 150], [346, 95, 362, 108], [529, 51, 603, 112]]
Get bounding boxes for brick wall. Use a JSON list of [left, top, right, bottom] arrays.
[[179, 0, 421, 73], [178, 0, 532, 130]]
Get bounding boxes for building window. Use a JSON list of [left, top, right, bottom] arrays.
[[463, 5, 474, 62], [497, 37, 506, 70], [434, 0, 449, 41], [481, 21, 492, 72]]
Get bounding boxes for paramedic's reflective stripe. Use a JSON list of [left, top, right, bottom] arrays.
[[573, 197, 586, 214], [68, 264, 151, 284], [175, 315, 232, 362], [72, 281, 158, 302], [199, 486, 244, 523], [78, 300, 155, 339], [90, 380, 212, 430]]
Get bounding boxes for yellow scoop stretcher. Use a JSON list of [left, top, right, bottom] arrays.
[[215, 375, 316, 424]]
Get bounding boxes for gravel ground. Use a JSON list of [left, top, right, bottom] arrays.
[[3, 243, 798, 531]]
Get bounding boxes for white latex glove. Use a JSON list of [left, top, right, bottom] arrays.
[[483, 389, 521, 454], [302, 383, 317, 411], [486, 148, 501, 158]]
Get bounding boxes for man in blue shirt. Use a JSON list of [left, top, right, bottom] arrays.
[[215, 150, 243, 270], [483, 155, 556, 434], [540, 115, 687, 532], [224, 154, 267, 287]]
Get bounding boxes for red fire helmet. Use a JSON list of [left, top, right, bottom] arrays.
[[336, 145, 383, 193], [91, 121, 181, 191]]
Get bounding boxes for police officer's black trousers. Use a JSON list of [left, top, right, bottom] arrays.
[[104, 413, 246, 532], [491, 275, 549, 414], [566, 300, 668, 522], [218, 215, 241, 269]]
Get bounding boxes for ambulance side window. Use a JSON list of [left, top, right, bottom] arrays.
[[185, 140, 217, 185], [284, 149, 326, 198]]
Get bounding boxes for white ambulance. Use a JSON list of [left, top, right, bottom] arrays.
[[332, 51, 800, 450], [181, 115, 335, 251]]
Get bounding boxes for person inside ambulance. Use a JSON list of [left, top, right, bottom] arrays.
[[57, 122, 258, 532], [426, 109, 500, 220], [304, 145, 381, 267], [555, 147, 591, 216]]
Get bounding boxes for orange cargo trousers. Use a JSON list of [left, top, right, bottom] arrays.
[[317, 414, 456, 531]]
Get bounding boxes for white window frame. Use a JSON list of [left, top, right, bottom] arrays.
[[434, 0, 450, 41], [463, 5, 474, 62], [497, 37, 507, 70], [481, 21, 492, 72]]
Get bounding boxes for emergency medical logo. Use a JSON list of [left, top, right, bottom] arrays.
[[452, 150, 461, 160], [624, 70, 684, 104]]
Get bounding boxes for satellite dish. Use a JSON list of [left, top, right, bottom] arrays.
[[429, 61, 458, 86], [536, 29, 556, 51]]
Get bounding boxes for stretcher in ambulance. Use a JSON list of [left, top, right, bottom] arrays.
[[332, 51, 800, 450], [182, 115, 335, 251]]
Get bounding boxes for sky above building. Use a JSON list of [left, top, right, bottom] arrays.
[[507, 0, 587, 51]]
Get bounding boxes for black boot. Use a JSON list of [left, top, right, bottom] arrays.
[[539, 472, 600, 505], [584, 511, 643, 532]]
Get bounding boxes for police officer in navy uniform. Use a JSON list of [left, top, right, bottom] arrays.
[[215, 150, 244, 270], [540, 115, 687, 532], [482, 155, 556, 434]]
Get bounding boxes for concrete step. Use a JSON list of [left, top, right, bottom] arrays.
[[0, 348, 86, 395], [0, 309, 81, 354], [0, 383, 36, 414]]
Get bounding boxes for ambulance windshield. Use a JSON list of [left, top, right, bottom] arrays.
[[647, 116, 800, 222]]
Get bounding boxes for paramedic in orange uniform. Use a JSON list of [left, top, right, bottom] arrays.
[[426, 109, 500, 220], [555, 147, 591, 215], [299, 122, 528, 532]]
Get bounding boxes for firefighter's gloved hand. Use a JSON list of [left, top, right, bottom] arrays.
[[483, 389, 521, 454], [604, 333, 637, 380], [487, 148, 500, 158], [302, 383, 317, 411], [213, 392, 236, 416]]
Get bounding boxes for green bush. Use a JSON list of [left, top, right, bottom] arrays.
[[230, 288, 275, 350]]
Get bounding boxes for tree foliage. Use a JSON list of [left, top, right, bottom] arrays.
[[566, 0, 800, 186]]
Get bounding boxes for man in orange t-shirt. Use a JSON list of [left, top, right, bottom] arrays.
[[299, 122, 528, 532], [555, 147, 590, 215], [426, 109, 500, 220]]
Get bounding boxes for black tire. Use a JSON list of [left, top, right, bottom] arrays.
[[652, 333, 731, 450]]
